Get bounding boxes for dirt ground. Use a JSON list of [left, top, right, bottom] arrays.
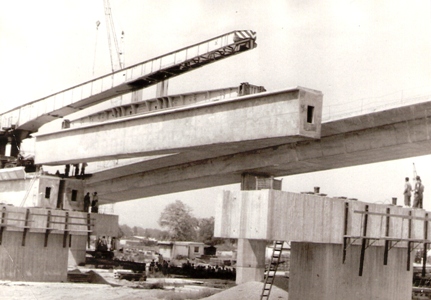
[[0, 269, 289, 300], [0, 281, 288, 300]]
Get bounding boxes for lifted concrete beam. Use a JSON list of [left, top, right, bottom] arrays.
[[34, 87, 323, 165]]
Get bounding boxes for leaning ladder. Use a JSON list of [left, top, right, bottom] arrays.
[[260, 240, 284, 300]]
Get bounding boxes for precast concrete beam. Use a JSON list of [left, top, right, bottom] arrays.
[[87, 111, 431, 203], [34, 87, 323, 165]]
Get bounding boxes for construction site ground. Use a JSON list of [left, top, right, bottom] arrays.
[[0, 267, 289, 300]]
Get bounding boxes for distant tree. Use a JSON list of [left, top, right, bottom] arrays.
[[197, 217, 215, 244], [119, 224, 134, 237], [197, 217, 227, 245], [131, 226, 149, 237], [144, 228, 170, 240], [158, 200, 198, 241]]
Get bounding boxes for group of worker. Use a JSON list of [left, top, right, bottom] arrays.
[[404, 176, 424, 208], [83, 191, 99, 213], [64, 162, 88, 177]]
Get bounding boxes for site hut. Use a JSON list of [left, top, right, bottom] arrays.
[[157, 241, 206, 260]]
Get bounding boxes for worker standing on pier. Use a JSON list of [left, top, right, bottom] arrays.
[[413, 176, 424, 209], [404, 177, 412, 207], [83, 192, 91, 213], [91, 192, 99, 213]]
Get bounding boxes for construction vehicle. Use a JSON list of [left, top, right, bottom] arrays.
[[86, 236, 115, 259]]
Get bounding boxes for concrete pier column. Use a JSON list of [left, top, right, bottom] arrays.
[[236, 238, 267, 284], [235, 173, 281, 284], [289, 242, 412, 300]]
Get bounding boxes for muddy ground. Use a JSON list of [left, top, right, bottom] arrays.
[[0, 268, 289, 300]]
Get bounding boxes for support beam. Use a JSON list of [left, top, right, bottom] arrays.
[[359, 205, 369, 276], [88, 109, 431, 203]]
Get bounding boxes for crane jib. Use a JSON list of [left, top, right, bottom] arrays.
[[0, 30, 257, 134]]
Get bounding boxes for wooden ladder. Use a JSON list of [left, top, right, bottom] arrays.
[[260, 240, 284, 300]]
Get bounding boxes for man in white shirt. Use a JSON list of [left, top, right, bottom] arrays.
[[403, 177, 412, 207]]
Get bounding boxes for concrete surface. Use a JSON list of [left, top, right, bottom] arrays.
[[86, 96, 431, 203], [215, 190, 429, 245], [289, 242, 411, 300], [34, 87, 323, 165]]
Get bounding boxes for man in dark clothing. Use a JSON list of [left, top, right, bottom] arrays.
[[83, 192, 91, 213], [80, 162, 88, 176], [65, 164, 70, 177], [91, 192, 99, 213], [73, 163, 80, 177], [413, 176, 425, 208]]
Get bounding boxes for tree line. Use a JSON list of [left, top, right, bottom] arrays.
[[119, 200, 225, 245]]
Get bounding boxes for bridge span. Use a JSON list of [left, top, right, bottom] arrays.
[[31, 88, 431, 204]]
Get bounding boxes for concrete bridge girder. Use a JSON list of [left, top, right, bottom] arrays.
[[88, 112, 431, 203], [34, 87, 323, 166]]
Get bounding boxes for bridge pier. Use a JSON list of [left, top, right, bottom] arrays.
[[289, 242, 412, 300], [235, 174, 282, 284], [215, 189, 419, 299]]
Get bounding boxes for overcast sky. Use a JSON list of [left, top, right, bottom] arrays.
[[1, 1, 431, 228]]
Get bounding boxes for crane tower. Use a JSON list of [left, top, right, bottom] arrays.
[[103, 0, 124, 71]]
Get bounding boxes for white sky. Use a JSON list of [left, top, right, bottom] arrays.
[[1, 1, 431, 228]]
